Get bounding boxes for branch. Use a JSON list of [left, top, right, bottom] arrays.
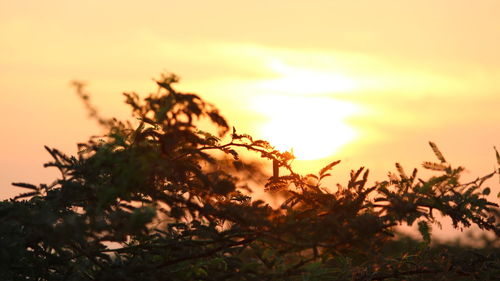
[[155, 237, 255, 269], [371, 267, 471, 280]]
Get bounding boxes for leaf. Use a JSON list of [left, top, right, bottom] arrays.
[[227, 149, 239, 160], [319, 160, 341, 176], [319, 173, 331, 180], [419, 183, 433, 195], [395, 163, 407, 180], [422, 161, 447, 171], [417, 220, 431, 245], [477, 172, 495, 186], [11, 182, 38, 190], [388, 172, 399, 182], [495, 146, 500, 165], [13, 191, 40, 201], [482, 187, 491, 196], [429, 141, 446, 163], [253, 140, 271, 148], [213, 179, 236, 195], [131, 121, 146, 142], [411, 168, 417, 180], [305, 174, 318, 180]]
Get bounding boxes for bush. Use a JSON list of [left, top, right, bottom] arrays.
[[1, 73, 499, 280]]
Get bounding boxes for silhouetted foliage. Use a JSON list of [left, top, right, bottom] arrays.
[[1, 73, 499, 280]]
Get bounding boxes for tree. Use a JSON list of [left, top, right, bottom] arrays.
[[1, 73, 499, 280]]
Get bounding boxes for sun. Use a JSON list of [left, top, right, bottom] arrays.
[[249, 60, 362, 160], [253, 95, 360, 160]]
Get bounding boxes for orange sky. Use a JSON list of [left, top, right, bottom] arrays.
[[1, 0, 500, 235]]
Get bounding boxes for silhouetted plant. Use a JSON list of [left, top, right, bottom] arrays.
[[1, 73, 499, 280]]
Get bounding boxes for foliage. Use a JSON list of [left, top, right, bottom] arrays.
[[1, 73, 499, 280]]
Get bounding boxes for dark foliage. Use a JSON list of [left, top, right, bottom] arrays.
[[1, 73, 499, 280]]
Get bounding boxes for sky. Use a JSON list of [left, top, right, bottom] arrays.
[[1, 1, 500, 239]]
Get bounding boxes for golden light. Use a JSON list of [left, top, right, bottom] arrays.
[[247, 59, 363, 160], [258, 60, 358, 95], [252, 95, 360, 160]]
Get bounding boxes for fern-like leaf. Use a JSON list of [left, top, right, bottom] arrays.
[[319, 160, 341, 176], [429, 142, 446, 163], [422, 161, 447, 171]]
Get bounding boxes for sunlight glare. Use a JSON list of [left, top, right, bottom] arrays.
[[253, 96, 360, 160], [257, 60, 358, 95]]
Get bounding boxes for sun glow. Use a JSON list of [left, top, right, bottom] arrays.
[[248, 59, 362, 160], [257, 60, 358, 95], [253, 95, 360, 160]]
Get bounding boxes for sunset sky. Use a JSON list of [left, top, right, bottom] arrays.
[[1, 0, 500, 230]]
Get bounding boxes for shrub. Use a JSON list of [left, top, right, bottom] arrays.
[[1, 73, 499, 280]]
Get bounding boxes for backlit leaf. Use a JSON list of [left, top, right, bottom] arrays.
[[429, 141, 446, 163]]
